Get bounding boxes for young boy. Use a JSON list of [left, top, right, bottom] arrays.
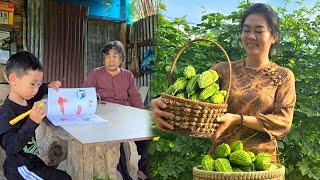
[[82, 41, 150, 180], [0, 51, 71, 180]]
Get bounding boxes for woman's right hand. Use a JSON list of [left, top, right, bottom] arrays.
[[151, 97, 175, 131]]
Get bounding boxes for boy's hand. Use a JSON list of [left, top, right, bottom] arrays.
[[48, 80, 62, 91], [29, 103, 46, 124]]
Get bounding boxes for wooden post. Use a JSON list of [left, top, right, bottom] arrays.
[[36, 120, 123, 180]]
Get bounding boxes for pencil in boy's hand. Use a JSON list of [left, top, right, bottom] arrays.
[[9, 102, 45, 125]]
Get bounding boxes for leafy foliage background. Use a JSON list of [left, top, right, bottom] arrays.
[[150, 1, 320, 179]]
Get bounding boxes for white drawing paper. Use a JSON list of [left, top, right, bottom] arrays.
[[46, 88, 108, 126]]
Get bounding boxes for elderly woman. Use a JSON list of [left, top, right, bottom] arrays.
[[82, 41, 150, 180]]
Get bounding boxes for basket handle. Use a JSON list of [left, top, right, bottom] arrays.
[[169, 38, 232, 104]]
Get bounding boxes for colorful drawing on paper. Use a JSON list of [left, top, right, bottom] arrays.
[[47, 88, 108, 126], [77, 89, 86, 99], [58, 97, 68, 114]]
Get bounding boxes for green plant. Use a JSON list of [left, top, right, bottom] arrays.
[[150, 128, 211, 179]]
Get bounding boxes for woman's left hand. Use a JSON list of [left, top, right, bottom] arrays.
[[48, 80, 62, 91], [212, 113, 240, 140]]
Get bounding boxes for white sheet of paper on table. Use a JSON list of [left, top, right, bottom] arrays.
[[46, 88, 108, 126], [47, 114, 107, 126]]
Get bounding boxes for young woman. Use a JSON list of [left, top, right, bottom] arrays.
[[151, 3, 296, 161]]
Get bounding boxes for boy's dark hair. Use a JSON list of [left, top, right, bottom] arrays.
[[101, 41, 126, 62], [5, 51, 43, 77], [240, 3, 280, 56]]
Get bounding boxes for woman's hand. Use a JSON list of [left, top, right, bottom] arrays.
[[48, 80, 62, 91], [212, 113, 241, 140], [151, 97, 175, 131]]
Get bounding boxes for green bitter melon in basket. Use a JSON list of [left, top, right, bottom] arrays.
[[193, 140, 285, 180], [186, 74, 200, 96], [184, 65, 197, 79], [230, 140, 244, 152], [229, 150, 253, 166], [201, 155, 215, 171], [214, 158, 233, 172], [160, 39, 232, 138], [215, 143, 231, 158]]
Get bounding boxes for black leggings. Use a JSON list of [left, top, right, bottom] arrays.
[[117, 140, 151, 180]]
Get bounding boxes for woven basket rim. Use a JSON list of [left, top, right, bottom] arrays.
[[193, 165, 285, 179], [161, 93, 228, 109], [167, 38, 233, 104]]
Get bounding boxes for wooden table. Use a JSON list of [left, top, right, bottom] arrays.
[[62, 102, 151, 144], [36, 102, 151, 180]]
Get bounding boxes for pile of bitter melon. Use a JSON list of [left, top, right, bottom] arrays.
[[200, 140, 279, 172], [165, 65, 227, 104]]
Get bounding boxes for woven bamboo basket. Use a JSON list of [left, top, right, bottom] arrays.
[[193, 165, 285, 180], [160, 39, 232, 138]]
